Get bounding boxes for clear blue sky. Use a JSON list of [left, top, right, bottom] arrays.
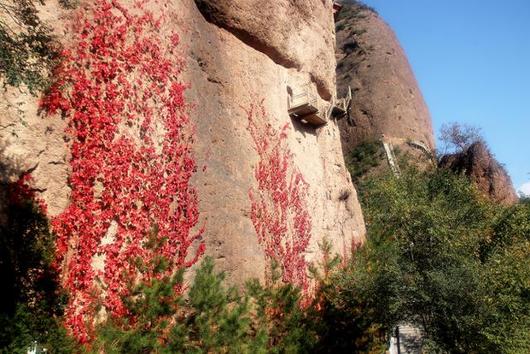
[[361, 0, 530, 193]]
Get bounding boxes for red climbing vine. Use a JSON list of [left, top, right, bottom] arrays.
[[7, 173, 47, 213], [42, 0, 203, 343], [246, 101, 312, 295]]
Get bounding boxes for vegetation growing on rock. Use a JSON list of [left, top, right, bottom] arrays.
[[41, 0, 204, 342], [438, 123, 518, 205], [0, 1, 528, 353], [3, 151, 528, 353], [246, 101, 312, 295]]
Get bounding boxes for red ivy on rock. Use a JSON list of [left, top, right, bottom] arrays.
[[7, 173, 47, 213], [41, 0, 203, 343], [246, 101, 312, 295]]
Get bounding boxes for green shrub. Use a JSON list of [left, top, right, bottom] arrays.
[[335, 165, 530, 353], [346, 141, 386, 184], [92, 255, 260, 353], [308, 241, 391, 353], [0, 181, 75, 353], [91, 235, 316, 353]]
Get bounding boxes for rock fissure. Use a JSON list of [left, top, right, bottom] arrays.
[[194, 1, 300, 70]]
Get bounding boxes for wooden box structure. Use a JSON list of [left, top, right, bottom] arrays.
[[287, 84, 352, 126], [287, 84, 327, 125], [333, 2, 343, 16]]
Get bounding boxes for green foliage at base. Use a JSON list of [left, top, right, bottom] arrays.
[[332, 166, 530, 353], [2, 162, 528, 354], [308, 241, 391, 354], [0, 304, 76, 354], [0, 188, 76, 353], [92, 255, 316, 354]]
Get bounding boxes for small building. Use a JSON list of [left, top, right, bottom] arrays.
[[333, 2, 343, 15], [287, 83, 352, 126], [287, 84, 325, 125]]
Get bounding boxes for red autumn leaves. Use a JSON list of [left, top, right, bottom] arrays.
[[42, 0, 313, 344], [246, 102, 312, 295], [42, 0, 203, 342]]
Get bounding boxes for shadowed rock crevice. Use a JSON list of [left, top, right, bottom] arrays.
[[194, 0, 299, 70]]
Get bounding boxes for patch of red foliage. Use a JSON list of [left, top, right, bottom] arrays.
[[42, 0, 203, 342], [7, 173, 47, 213], [246, 101, 312, 294]]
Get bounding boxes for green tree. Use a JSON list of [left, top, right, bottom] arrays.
[[92, 232, 260, 354], [0, 179, 76, 354], [92, 235, 315, 353], [331, 165, 530, 353]]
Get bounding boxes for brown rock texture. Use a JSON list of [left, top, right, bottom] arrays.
[[194, 0, 337, 100], [0, 2, 71, 217], [439, 142, 518, 205], [335, 4, 435, 155], [0, 0, 365, 291]]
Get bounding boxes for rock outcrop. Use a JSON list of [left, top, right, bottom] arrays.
[[335, 4, 435, 155], [194, 0, 337, 100], [1, 0, 365, 332], [184, 0, 365, 286], [439, 142, 518, 205]]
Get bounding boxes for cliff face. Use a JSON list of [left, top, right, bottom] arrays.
[[194, 0, 337, 100], [183, 0, 366, 287], [335, 4, 435, 154], [439, 142, 518, 205], [1, 0, 365, 337]]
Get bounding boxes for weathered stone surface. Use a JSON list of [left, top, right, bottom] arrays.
[[0, 3, 71, 216], [181, 0, 365, 285], [0, 0, 365, 289], [335, 4, 435, 155], [0, 84, 71, 216], [439, 142, 518, 205], [194, 0, 337, 100]]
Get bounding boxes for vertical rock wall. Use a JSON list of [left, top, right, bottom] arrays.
[[335, 5, 435, 155], [0, 2, 71, 217], [184, 0, 365, 286], [1, 0, 365, 299]]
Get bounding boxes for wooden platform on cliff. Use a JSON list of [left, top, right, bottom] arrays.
[[287, 85, 327, 125]]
